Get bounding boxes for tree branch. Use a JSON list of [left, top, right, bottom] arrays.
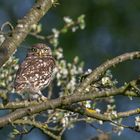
[[0, 0, 55, 67], [75, 51, 140, 95], [0, 87, 138, 110], [63, 103, 140, 121], [0, 85, 137, 127]]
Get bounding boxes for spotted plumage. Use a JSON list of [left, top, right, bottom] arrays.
[[14, 43, 55, 99]]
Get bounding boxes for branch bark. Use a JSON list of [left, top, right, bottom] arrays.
[[0, 84, 137, 127], [0, 0, 55, 67], [75, 51, 140, 95]]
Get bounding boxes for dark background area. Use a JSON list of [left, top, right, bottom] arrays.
[[0, 0, 140, 139]]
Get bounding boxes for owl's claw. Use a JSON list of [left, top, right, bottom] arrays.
[[39, 95, 47, 101], [36, 91, 47, 101], [31, 93, 47, 102]]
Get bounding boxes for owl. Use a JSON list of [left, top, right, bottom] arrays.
[[14, 43, 55, 99]]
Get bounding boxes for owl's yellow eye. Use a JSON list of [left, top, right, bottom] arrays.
[[44, 48, 48, 52], [31, 48, 37, 52]]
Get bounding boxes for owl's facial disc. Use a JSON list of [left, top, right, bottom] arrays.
[[30, 44, 52, 57]]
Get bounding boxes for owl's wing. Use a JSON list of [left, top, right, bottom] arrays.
[[15, 57, 33, 83], [42, 57, 55, 74]]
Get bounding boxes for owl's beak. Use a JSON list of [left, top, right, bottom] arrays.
[[38, 50, 44, 57]]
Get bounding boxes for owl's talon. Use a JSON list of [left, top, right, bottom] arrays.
[[41, 96, 47, 101], [37, 96, 47, 102]]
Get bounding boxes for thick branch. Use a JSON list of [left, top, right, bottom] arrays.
[[75, 51, 140, 94], [0, 87, 138, 127], [0, 89, 137, 110], [0, 0, 55, 67], [0, 86, 134, 127]]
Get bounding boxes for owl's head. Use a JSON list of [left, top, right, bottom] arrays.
[[28, 43, 52, 57]]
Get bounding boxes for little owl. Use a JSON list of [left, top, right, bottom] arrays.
[[14, 43, 55, 99]]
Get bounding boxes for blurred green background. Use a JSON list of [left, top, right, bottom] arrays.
[[0, 0, 140, 139]]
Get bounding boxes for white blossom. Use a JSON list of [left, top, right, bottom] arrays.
[[55, 48, 63, 59], [66, 77, 76, 92], [85, 87, 90, 92], [73, 56, 79, 64], [70, 65, 77, 75], [95, 108, 101, 113], [67, 63, 72, 68], [85, 69, 92, 74], [135, 116, 140, 129], [72, 26, 79, 32], [78, 67, 83, 74], [63, 16, 73, 24], [61, 68, 68, 77], [99, 120, 103, 125], [56, 72, 61, 80], [52, 28, 59, 38], [85, 100, 91, 108], [117, 126, 124, 136], [102, 76, 110, 85], [61, 113, 69, 127], [52, 116, 57, 123], [112, 111, 118, 117]]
